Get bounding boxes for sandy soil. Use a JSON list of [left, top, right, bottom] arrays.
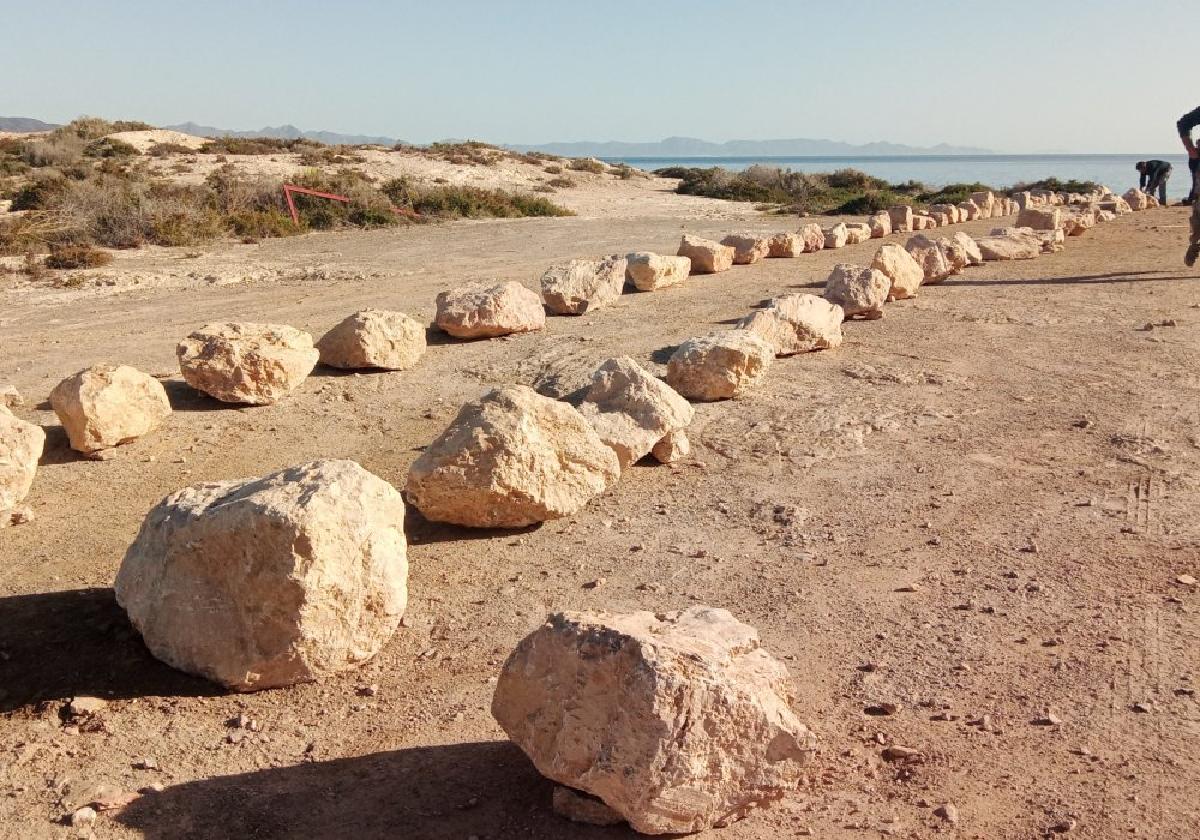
[[1, 202, 1199, 840]]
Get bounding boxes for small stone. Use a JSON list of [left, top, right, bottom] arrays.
[[1131, 701, 1152, 713], [1033, 709, 1062, 726], [69, 806, 97, 828], [68, 696, 108, 717], [1049, 817, 1077, 833], [881, 745, 923, 762], [132, 757, 158, 770], [934, 803, 959, 824], [1176, 574, 1196, 587]]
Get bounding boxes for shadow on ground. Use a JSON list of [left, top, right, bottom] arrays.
[[117, 741, 635, 840], [951, 269, 1195, 287], [0, 587, 216, 712]]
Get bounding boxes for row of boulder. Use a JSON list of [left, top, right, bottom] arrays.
[[0, 182, 1163, 835]]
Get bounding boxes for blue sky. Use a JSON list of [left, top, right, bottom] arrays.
[[5, 0, 1199, 152]]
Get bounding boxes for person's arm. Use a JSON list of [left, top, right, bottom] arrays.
[[1179, 107, 1200, 157], [1140, 168, 1148, 189]]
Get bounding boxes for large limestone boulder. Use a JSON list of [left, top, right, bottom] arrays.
[[905, 234, 955, 284], [626, 253, 691, 291], [797, 223, 825, 253], [1122, 188, 1149, 211], [736, 294, 843, 356], [434, 281, 546, 339], [970, 191, 995, 214], [578, 357, 694, 470], [868, 212, 892, 238], [114, 460, 408, 692], [492, 606, 816, 835], [541, 256, 627, 315], [930, 203, 958, 224], [0, 406, 44, 513], [0, 385, 21, 410], [938, 236, 971, 272], [975, 229, 1041, 260], [720, 233, 770, 265], [822, 223, 849, 249], [957, 200, 982, 221], [666, 332, 773, 401], [1098, 195, 1132, 215], [844, 222, 873, 245], [50, 364, 172, 454], [1064, 210, 1096, 236], [870, 243, 924, 301], [678, 235, 734, 274], [177, 323, 318, 405], [767, 232, 803, 258], [888, 205, 913, 233], [406, 386, 619, 528], [951, 231, 984, 266], [823, 264, 888, 320], [1016, 206, 1062, 231], [911, 215, 935, 231], [316, 309, 426, 370]]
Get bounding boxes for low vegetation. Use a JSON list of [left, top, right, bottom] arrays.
[[1012, 177, 1100, 194], [381, 178, 572, 219], [655, 165, 1012, 215]]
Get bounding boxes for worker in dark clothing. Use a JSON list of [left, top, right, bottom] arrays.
[[1185, 156, 1199, 206], [1135, 160, 1172, 205], [1180, 105, 1200, 266]]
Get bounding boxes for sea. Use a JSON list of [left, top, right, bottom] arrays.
[[603, 154, 1195, 201]]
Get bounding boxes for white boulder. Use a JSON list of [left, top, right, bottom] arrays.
[[50, 364, 172, 453], [177, 323, 318, 405], [578, 357, 694, 470], [435, 281, 546, 339], [317, 309, 426, 370], [666, 331, 774, 401]]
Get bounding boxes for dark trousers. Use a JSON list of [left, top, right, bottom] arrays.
[[1191, 163, 1200, 248], [1146, 166, 1171, 205], [1187, 157, 1200, 205]]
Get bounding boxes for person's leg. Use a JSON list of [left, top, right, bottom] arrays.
[[1188, 165, 1200, 266], [1158, 174, 1169, 205]]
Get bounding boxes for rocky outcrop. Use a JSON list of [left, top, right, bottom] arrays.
[[720, 233, 770, 265], [406, 386, 619, 528], [434, 281, 546, 339], [578, 357, 694, 470], [50, 364, 172, 453], [736, 294, 844, 356], [317, 309, 426, 370], [0, 406, 44, 513], [491, 606, 816, 835], [114, 460, 409, 691], [177, 323, 318, 405], [541, 256, 627, 315], [823, 264, 889, 320], [666, 332, 774, 401], [870, 243, 923, 301], [626, 253, 691, 291], [678, 235, 735, 274]]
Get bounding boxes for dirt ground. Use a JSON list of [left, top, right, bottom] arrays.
[[1, 199, 1199, 840]]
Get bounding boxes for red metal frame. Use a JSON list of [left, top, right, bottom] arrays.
[[282, 184, 350, 225]]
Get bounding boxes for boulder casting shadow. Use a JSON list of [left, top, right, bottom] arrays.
[[116, 740, 638, 839], [0, 587, 217, 712]]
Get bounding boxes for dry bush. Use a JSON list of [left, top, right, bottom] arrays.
[[381, 177, 572, 219], [147, 142, 197, 157], [568, 158, 606, 174], [546, 177, 575, 189], [543, 164, 563, 175], [44, 243, 113, 269]]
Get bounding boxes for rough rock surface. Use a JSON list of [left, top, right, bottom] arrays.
[[0, 406, 44, 512], [868, 212, 892, 238], [177, 323, 318, 405], [888, 205, 914, 233], [958, 200, 982, 221], [626, 253, 691, 291], [578, 357, 694, 470], [666, 332, 774, 401], [1064, 210, 1096, 236], [1016, 206, 1062, 231], [797, 223, 825, 253], [406, 385, 619, 528], [736, 294, 844, 356], [844, 222, 873, 245], [678, 235, 734, 274], [651, 429, 691, 463], [316, 309, 426, 370], [720, 233, 770, 265], [823, 264, 889, 320], [491, 606, 816, 835], [938, 236, 971, 273], [50, 364, 172, 453], [1122, 188, 1149, 211], [951, 231, 984, 265], [434, 281, 546, 339], [766, 233, 803, 258], [976, 230, 1042, 260], [822, 223, 849, 249], [870, 243, 924, 301], [905, 234, 955, 284], [114, 460, 409, 691], [541, 256, 627, 315], [0, 385, 21, 410]]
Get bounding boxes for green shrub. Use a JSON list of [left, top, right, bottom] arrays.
[[84, 137, 140, 158], [1010, 177, 1099, 194], [147, 142, 197, 157], [917, 182, 994, 205], [543, 164, 563, 174], [201, 136, 319, 155], [568, 158, 606, 174], [546, 177, 574, 189], [381, 178, 572, 219]]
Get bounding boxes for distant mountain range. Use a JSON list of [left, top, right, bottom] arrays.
[[1, 116, 992, 156], [506, 136, 993, 157], [0, 116, 59, 132], [162, 121, 401, 146]]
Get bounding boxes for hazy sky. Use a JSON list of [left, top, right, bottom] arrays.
[[6, 0, 1199, 152]]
